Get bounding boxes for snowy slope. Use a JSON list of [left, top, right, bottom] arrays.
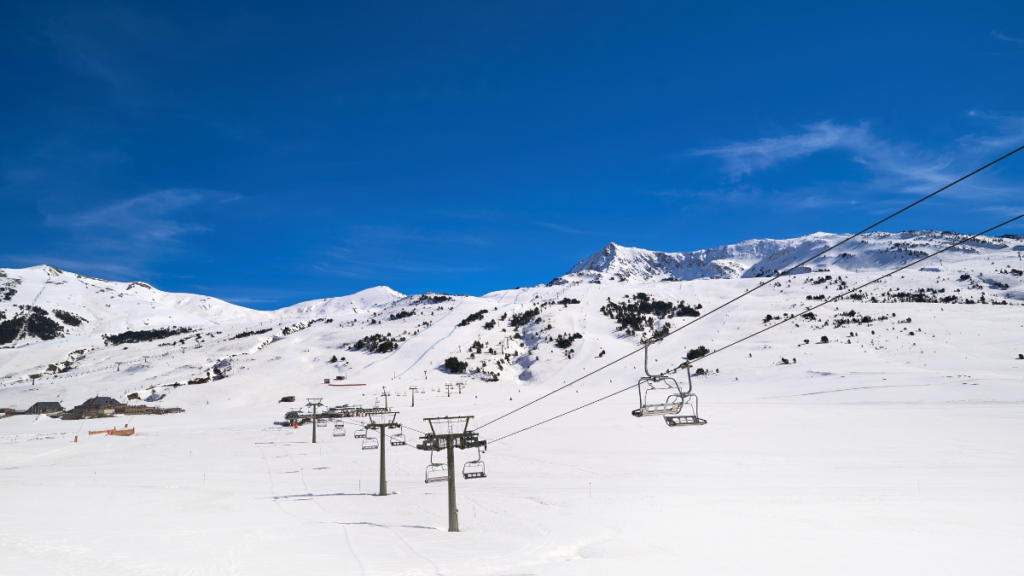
[[274, 286, 406, 319], [566, 231, 1024, 282], [1, 232, 1024, 576], [0, 264, 273, 333]]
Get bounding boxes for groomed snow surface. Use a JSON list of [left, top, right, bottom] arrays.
[[2, 231, 1023, 575]]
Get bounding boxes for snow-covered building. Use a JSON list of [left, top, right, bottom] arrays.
[[26, 401, 63, 414]]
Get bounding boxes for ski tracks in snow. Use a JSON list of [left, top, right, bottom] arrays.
[[255, 432, 368, 575], [360, 301, 466, 376], [256, 433, 444, 575]]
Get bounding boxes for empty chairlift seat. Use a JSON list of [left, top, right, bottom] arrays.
[[362, 437, 379, 450], [462, 461, 486, 480], [462, 446, 487, 479], [333, 423, 346, 437], [664, 392, 705, 427], [425, 463, 448, 483], [425, 452, 449, 483], [632, 342, 707, 427], [632, 392, 685, 417]]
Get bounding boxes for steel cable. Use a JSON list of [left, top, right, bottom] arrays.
[[488, 211, 1024, 444], [477, 144, 1024, 431]]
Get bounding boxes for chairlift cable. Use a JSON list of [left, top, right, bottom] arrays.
[[488, 211, 1024, 444], [340, 416, 428, 440], [679, 212, 1024, 366], [477, 143, 1024, 431]]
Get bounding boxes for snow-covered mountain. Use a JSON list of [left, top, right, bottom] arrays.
[[1, 228, 1022, 396], [3, 230, 1024, 575], [274, 287, 406, 318], [565, 231, 1024, 283], [0, 265, 274, 333]]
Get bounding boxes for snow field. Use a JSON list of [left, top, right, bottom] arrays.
[[1, 232, 1023, 574]]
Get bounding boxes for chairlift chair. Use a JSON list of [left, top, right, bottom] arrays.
[[661, 366, 706, 427], [316, 419, 327, 427], [631, 341, 707, 427], [333, 422, 346, 437], [425, 452, 449, 483], [354, 426, 367, 439], [462, 446, 487, 480], [362, 436, 379, 450], [390, 427, 406, 446], [665, 393, 706, 427]]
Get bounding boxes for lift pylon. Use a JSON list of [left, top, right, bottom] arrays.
[[367, 411, 401, 496], [416, 416, 487, 532], [306, 398, 323, 443]]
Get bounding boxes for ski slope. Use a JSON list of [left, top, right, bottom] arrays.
[[1, 230, 1023, 575]]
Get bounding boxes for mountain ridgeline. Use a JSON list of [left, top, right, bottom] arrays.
[[558, 231, 1024, 284]]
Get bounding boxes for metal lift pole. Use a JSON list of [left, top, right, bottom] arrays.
[[307, 398, 323, 444], [368, 411, 399, 496], [379, 430, 387, 496], [418, 416, 484, 533], [446, 438, 458, 532]]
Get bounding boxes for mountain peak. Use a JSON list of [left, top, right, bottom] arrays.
[[564, 230, 1020, 284]]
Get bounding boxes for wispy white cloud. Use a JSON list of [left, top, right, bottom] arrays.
[[691, 116, 1024, 202], [693, 121, 878, 180], [24, 189, 242, 280], [991, 31, 1024, 44], [533, 221, 598, 235], [691, 120, 957, 189], [961, 111, 1024, 151], [44, 189, 240, 242]]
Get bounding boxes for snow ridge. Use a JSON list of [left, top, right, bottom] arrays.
[[566, 231, 1023, 283]]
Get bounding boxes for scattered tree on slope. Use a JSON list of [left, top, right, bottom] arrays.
[[458, 310, 488, 327], [104, 327, 193, 346], [444, 357, 468, 373], [351, 333, 398, 353]]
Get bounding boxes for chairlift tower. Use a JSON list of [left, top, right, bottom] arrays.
[[444, 383, 453, 397], [409, 386, 418, 407], [455, 382, 465, 394], [416, 416, 486, 532], [367, 411, 401, 496], [306, 398, 323, 443]]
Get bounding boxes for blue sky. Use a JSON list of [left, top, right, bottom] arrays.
[[2, 1, 1023, 309]]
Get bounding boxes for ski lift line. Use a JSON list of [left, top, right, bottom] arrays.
[[396, 303, 467, 377], [476, 337, 642, 430], [489, 211, 1024, 445], [686, 211, 1024, 367], [477, 144, 1024, 432], [490, 383, 635, 444], [361, 300, 465, 373], [339, 417, 427, 439], [656, 143, 1024, 337]]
